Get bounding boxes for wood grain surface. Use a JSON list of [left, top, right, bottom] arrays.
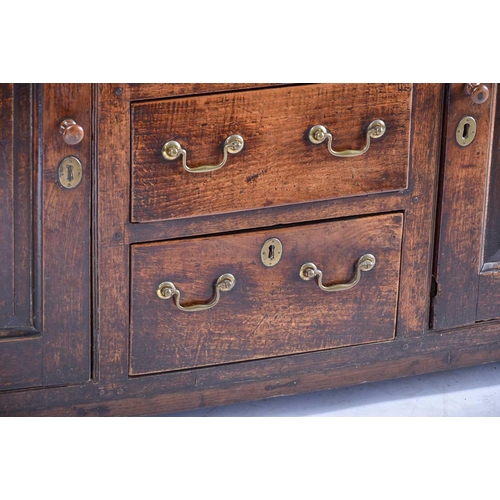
[[0, 84, 15, 319], [39, 84, 92, 386], [7, 82, 493, 417], [130, 213, 403, 374], [432, 84, 495, 329], [2, 320, 500, 416], [0, 84, 32, 331], [131, 84, 412, 222], [0, 84, 44, 390]]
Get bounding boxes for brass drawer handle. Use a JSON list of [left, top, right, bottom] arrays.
[[299, 254, 376, 292], [156, 273, 236, 312], [308, 120, 386, 158], [162, 134, 244, 173]]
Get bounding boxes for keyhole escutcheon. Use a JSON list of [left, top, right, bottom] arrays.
[[261, 238, 283, 267], [57, 156, 83, 189], [456, 116, 477, 147]]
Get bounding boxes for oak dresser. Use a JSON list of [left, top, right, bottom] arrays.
[[1, 83, 499, 416]]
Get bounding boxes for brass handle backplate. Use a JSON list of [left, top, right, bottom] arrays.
[[308, 120, 386, 158], [299, 254, 376, 292], [157, 273, 235, 312], [162, 134, 244, 173]]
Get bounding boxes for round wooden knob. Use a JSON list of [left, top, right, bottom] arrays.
[[59, 119, 84, 145], [465, 83, 489, 105]]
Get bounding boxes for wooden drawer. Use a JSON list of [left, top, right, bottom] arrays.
[[130, 213, 403, 375], [131, 84, 412, 223]]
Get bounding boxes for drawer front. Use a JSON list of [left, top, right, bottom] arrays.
[[131, 84, 412, 223], [130, 213, 403, 375]]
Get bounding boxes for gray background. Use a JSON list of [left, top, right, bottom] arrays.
[[163, 362, 500, 417]]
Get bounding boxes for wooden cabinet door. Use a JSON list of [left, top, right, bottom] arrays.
[[432, 83, 500, 329], [0, 84, 92, 390]]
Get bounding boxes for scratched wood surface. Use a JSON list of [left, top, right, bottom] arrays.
[[127, 83, 290, 101], [131, 84, 412, 222], [0, 84, 15, 320], [432, 84, 495, 329], [39, 84, 92, 385], [3, 320, 500, 416], [130, 213, 403, 375], [8, 83, 497, 418], [476, 92, 500, 321], [0, 84, 44, 390], [1, 84, 94, 391], [0, 84, 32, 331]]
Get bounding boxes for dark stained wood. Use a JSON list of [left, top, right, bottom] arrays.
[[127, 83, 291, 101], [130, 213, 403, 374], [92, 82, 445, 412], [95, 84, 133, 382], [396, 83, 444, 337], [432, 83, 495, 329], [432, 83, 500, 327], [483, 95, 500, 262], [1, 84, 93, 391], [477, 271, 500, 321], [6, 82, 500, 417], [125, 190, 409, 244], [40, 84, 92, 385], [0, 84, 14, 319], [0, 337, 43, 390], [131, 84, 412, 222], [0, 84, 44, 390], [0, 84, 32, 331], [2, 319, 500, 416], [477, 91, 500, 322]]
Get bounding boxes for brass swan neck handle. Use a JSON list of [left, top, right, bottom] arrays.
[[157, 273, 235, 312], [162, 134, 244, 173], [299, 254, 376, 292], [308, 120, 386, 158]]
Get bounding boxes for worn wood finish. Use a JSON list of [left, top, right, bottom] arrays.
[[130, 213, 403, 374], [131, 84, 412, 222], [127, 83, 291, 101], [477, 272, 500, 321], [0, 84, 93, 391], [483, 94, 500, 262], [0, 337, 43, 391], [95, 84, 132, 382], [396, 83, 444, 337], [125, 190, 408, 245], [432, 83, 495, 330], [0, 84, 15, 320], [0, 84, 45, 390], [5, 82, 500, 417], [2, 320, 500, 416], [476, 92, 500, 321], [95, 83, 443, 412], [38, 84, 92, 385], [0, 84, 32, 332]]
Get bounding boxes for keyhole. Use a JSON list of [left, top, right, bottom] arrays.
[[463, 122, 470, 140], [268, 244, 275, 261], [66, 164, 74, 182]]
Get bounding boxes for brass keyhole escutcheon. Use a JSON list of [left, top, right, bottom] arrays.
[[58, 156, 83, 189], [456, 116, 477, 147], [261, 238, 283, 267]]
